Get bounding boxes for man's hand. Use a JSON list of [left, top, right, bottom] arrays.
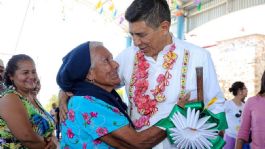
[[58, 90, 73, 122]]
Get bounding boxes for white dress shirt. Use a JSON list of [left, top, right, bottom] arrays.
[[115, 36, 225, 149]]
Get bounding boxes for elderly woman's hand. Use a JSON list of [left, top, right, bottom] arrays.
[[58, 90, 73, 122], [177, 92, 191, 108]]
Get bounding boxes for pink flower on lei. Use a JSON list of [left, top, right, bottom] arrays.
[[137, 60, 149, 70], [129, 44, 177, 129], [134, 79, 149, 93], [133, 116, 150, 129]]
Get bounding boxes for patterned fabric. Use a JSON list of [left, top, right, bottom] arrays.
[[0, 83, 6, 95], [0, 88, 55, 149], [60, 95, 129, 149]]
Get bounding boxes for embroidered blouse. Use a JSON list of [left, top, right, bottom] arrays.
[[60, 95, 129, 149]]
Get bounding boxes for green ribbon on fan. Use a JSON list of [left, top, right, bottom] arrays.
[[155, 101, 228, 149]]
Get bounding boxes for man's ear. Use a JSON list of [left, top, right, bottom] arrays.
[[160, 21, 170, 32]]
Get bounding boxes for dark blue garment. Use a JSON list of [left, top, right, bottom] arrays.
[[56, 42, 91, 92]]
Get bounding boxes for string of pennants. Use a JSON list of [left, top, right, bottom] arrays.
[[94, 0, 201, 30]]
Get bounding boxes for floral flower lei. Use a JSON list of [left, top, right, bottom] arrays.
[[129, 44, 177, 129]]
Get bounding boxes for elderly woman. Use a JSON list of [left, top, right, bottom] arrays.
[[57, 41, 170, 149], [0, 54, 57, 148]]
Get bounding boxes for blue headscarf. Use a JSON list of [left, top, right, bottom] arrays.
[[56, 41, 134, 127]]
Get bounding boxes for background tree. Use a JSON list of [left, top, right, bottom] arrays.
[[44, 94, 59, 112]]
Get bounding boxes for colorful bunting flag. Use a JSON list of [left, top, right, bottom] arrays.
[[96, 0, 103, 10]]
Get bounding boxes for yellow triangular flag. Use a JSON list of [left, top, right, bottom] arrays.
[[96, 0, 103, 9], [109, 3, 114, 12]]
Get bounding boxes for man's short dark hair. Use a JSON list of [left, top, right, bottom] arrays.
[[125, 0, 171, 28]]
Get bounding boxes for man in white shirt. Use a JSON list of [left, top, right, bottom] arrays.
[[115, 0, 226, 148]]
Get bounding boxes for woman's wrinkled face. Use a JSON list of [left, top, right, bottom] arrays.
[[88, 46, 120, 91], [10, 60, 38, 92]]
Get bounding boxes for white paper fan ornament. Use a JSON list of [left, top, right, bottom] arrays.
[[169, 108, 218, 149]]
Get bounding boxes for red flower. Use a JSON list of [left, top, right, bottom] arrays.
[[68, 110, 75, 121], [96, 127, 108, 136], [67, 128, 74, 138], [93, 139, 102, 145], [86, 120, 91, 125], [83, 143, 87, 149], [82, 113, 90, 121], [90, 112, 98, 117]]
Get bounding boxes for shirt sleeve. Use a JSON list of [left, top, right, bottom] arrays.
[[76, 97, 129, 140], [237, 99, 251, 142], [203, 51, 225, 114]]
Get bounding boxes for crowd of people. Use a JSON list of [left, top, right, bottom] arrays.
[[0, 0, 265, 148]]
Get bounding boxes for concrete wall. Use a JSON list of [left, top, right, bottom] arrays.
[[208, 34, 265, 100]]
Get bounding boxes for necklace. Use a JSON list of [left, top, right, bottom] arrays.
[[129, 44, 177, 129]]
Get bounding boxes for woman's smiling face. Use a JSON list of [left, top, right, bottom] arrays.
[[10, 60, 38, 92]]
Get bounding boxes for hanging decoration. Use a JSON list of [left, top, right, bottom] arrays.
[[95, 0, 117, 17], [94, 0, 203, 33], [195, 0, 202, 11], [167, 0, 202, 17], [95, 0, 128, 32], [155, 101, 227, 149]]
